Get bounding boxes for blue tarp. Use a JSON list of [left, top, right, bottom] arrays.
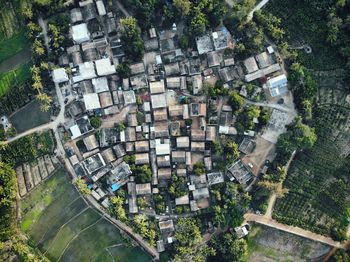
[[111, 183, 121, 191]]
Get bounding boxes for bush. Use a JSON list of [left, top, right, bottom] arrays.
[[90, 116, 102, 128]]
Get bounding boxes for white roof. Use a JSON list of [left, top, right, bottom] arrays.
[[95, 58, 116, 76], [92, 77, 109, 93], [155, 139, 170, 155], [267, 46, 274, 54], [72, 23, 90, 44], [73, 62, 96, 83], [83, 93, 101, 110], [70, 125, 82, 139], [151, 93, 167, 109], [52, 68, 69, 83], [96, 0, 107, 16]]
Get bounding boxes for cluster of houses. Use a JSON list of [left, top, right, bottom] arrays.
[[50, 0, 290, 252]]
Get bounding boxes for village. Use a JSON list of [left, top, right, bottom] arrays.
[[41, 0, 296, 254]]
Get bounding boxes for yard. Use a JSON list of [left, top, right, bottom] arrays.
[[246, 224, 331, 261], [9, 99, 51, 133], [20, 169, 151, 262]]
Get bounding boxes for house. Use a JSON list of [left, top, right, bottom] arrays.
[[175, 194, 190, 205], [255, 52, 273, 69], [96, 0, 107, 16], [235, 225, 249, 238], [159, 220, 175, 233], [155, 139, 170, 156], [101, 148, 116, 163], [127, 181, 138, 213], [113, 144, 126, 158], [154, 122, 169, 137], [204, 156, 212, 171], [69, 116, 93, 139], [83, 93, 101, 110], [239, 138, 255, 154], [70, 8, 83, 24], [205, 126, 216, 142], [153, 108, 168, 121], [168, 105, 183, 119], [72, 23, 90, 44], [207, 51, 222, 67], [227, 160, 253, 185], [135, 140, 150, 153], [83, 134, 99, 151], [130, 62, 145, 75], [191, 142, 205, 152], [127, 113, 138, 127], [123, 90, 136, 105], [164, 62, 180, 76], [196, 34, 214, 55], [151, 94, 167, 109], [73, 62, 96, 82], [92, 77, 109, 93], [99, 128, 118, 147], [191, 129, 206, 141], [135, 153, 150, 165], [243, 57, 259, 73], [82, 153, 106, 174], [121, 127, 136, 142], [190, 103, 207, 117], [158, 168, 172, 180], [150, 81, 165, 94], [52, 68, 69, 83], [136, 183, 152, 195], [149, 27, 157, 38], [176, 136, 190, 148], [212, 27, 232, 51], [99, 92, 113, 108], [169, 121, 181, 136], [81, 2, 97, 21], [207, 172, 225, 185], [95, 58, 116, 76], [219, 67, 238, 83], [171, 151, 186, 164], [266, 74, 288, 97], [130, 74, 148, 90], [166, 76, 186, 90], [244, 63, 281, 82], [157, 155, 171, 167], [192, 187, 210, 200], [192, 74, 203, 95]]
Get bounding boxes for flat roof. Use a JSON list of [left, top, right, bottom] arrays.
[[92, 77, 109, 93], [72, 23, 90, 44], [151, 93, 167, 109], [52, 68, 69, 83], [95, 58, 116, 76], [84, 93, 101, 110]]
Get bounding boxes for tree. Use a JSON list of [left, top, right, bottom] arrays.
[[189, 7, 207, 37], [327, 9, 342, 44], [90, 117, 102, 128], [173, 0, 192, 16], [37, 93, 52, 112], [117, 63, 131, 78], [209, 233, 247, 262], [258, 180, 289, 198], [224, 141, 240, 162], [32, 39, 45, 57], [229, 91, 244, 112], [74, 178, 90, 196], [110, 196, 127, 222], [134, 165, 152, 183], [119, 17, 144, 61], [193, 162, 205, 176], [0, 162, 17, 207]]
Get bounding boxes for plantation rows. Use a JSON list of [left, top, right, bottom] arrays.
[[0, 0, 21, 39], [274, 106, 350, 236], [0, 62, 31, 96]]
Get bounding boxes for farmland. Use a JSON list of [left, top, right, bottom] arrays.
[[246, 224, 331, 261], [9, 99, 50, 133], [20, 169, 151, 262], [0, 61, 31, 96]]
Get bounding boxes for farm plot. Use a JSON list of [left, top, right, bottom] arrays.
[[246, 224, 331, 261], [20, 170, 151, 262], [10, 99, 51, 133], [0, 61, 31, 96], [273, 105, 350, 237]]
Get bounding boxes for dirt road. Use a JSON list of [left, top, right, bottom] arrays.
[[244, 213, 345, 248]]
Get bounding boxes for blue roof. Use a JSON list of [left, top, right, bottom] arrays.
[[111, 183, 121, 191]]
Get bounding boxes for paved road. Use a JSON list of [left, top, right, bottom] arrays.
[[244, 213, 345, 248], [247, 0, 271, 21]]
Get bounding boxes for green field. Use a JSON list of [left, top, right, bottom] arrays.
[[246, 224, 330, 261], [0, 29, 28, 64], [10, 99, 50, 133], [0, 61, 31, 96], [20, 169, 151, 262]]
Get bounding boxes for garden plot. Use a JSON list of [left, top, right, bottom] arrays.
[[20, 170, 151, 262], [247, 224, 330, 262], [16, 154, 59, 197]]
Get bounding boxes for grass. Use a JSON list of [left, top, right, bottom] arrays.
[[0, 29, 28, 64], [0, 61, 31, 96], [20, 169, 151, 262], [9, 99, 50, 133]]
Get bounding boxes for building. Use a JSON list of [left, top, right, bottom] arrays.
[[192, 74, 203, 95], [123, 90, 136, 105], [244, 57, 259, 73], [135, 153, 150, 165], [227, 160, 253, 185], [235, 225, 249, 238], [150, 81, 165, 94], [82, 153, 106, 174], [83, 93, 101, 110], [196, 34, 214, 55], [127, 181, 138, 213], [107, 162, 132, 191], [255, 51, 273, 69], [266, 74, 288, 97], [92, 77, 109, 93], [212, 27, 232, 51], [52, 68, 69, 83], [95, 58, 116, 76], [83, 134, 99, 151], [72, 23, 90, 44], [151, 94, 167, 109], [176, 136, 190, 148]]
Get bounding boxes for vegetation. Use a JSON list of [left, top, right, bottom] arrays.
[[168, 173, 187, 199], [89, 116, 102, 129], [0, 62, 31, 97], [229, 91, 244, 113], [110, 196, 128, 222], [193, 162, 205, 176], [74, 178, 91, 196], [0, 29, 28, 63], [132, 214, 157, 247], [119, 17, 145, 61]]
